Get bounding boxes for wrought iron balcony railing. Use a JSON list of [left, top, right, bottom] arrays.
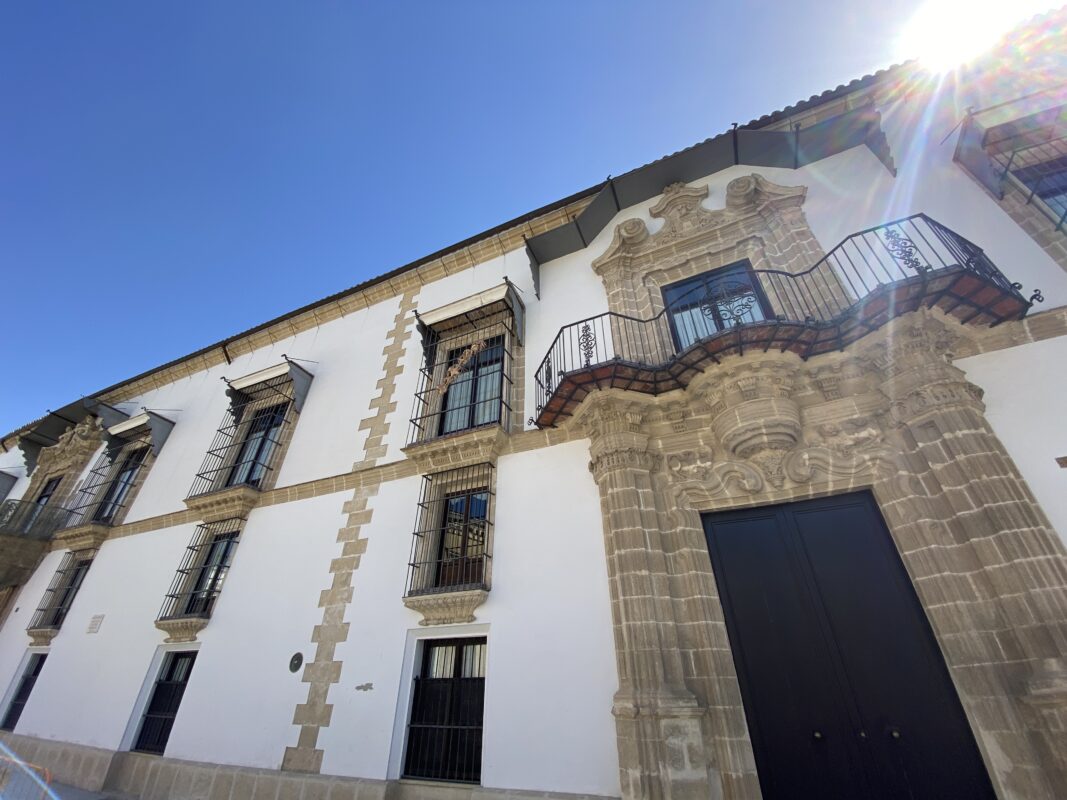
[[0, 500, 77, 541], [533, 214, 1037, 428]]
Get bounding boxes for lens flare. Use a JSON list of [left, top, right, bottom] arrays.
[[895, 0, 1058, 72]]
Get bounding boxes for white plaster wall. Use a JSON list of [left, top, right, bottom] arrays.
[[164, 492, 348, 768], [320, 439, 619, 796], [0, 549, 65, 708], [958, 338, 1067, 544], [12, 526, 193, 749]]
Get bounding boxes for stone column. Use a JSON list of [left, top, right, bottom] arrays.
[[870, 314, 1067, 797], [576, 392, 714, 800]]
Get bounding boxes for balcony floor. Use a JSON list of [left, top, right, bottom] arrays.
[[535, 268, 1029, 428]]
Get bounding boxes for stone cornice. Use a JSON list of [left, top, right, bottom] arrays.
[[183, 484, 261, 523], [402, 426, 509, 473], [155, 616, 209, 643], [403, 589, 489, 626], [53, 524, 110, 553]]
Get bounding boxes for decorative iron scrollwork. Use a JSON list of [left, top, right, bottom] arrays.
[[700, 281, 758, 326], [578, 323, 596, 367], [884, 228, 929, 274], [1030, 289, 1045, 304]]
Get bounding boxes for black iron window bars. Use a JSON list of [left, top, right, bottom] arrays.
[[995, 136, 1067, 230], [533, 213, 1036, 428], [65, 430, 152, 529], [28, 550, 94, 631], [406, 463, 494, 597], [158, 519, 242, 622], [404, 637, 487, 783], [408, 286, 524, 446], [188, 373, 298, 498]]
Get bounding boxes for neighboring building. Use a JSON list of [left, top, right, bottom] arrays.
[[0, 11, 1065, 800]]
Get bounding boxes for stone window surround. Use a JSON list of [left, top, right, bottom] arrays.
[[402, 462, 496, 627], [410, 297, 526, 446]]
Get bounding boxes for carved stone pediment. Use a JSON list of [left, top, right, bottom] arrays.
[[593, 174, 809, 271], [155, 616, 208, 643], [30, 417, 105, 480], [403, 589, 488, 626], [53, 524, 109, 552], [402, 425, 509, 473], [184, 484, 261, 523]]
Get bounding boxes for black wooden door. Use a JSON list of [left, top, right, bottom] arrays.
[[702, 492, 995, 800]]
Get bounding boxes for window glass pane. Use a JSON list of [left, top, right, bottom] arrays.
[[664, 264, 764, 350], [426, 644, 456, 678]]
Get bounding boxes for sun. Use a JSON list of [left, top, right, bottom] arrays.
[[895, 0, 1059, 72]]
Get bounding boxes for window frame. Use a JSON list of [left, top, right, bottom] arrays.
[[661, 260, 774, 352], [0, 653, 48, 732], [132, 650, 197, 755], [437, 335, 506, 437], [403, 636, 487, 784], [29, 551, 94, 632]]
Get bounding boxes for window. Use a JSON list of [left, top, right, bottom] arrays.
[[439, 336, 505, 436], [225, 403, 287, 489], [662, 262, 771, 351], [133, 651, 197, 755], [189, 362, 313, 499], [92, 446, 148, 524], [404, 638, 486, 783], [407, 464, 494, 596], [1013, 154, 1067, 221], [1, 654, 47, 732], [35, 477, 61, 508], [29, 552, 93, 631], [408, 282, 524, 446], [159, 520, 242, 621]]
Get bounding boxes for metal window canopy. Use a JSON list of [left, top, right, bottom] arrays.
[[13, 398, 129, 475], [224, 359, 314, 412], [0, 471, 15, 501], [107, 411, 175, 456], [524, 105, 895, 270], [954, 85, 1067, 198], [415, 280, 525, 347]]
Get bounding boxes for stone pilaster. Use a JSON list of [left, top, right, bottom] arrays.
[[867, 313, 1067, 795], [575, 393, 714, 800]]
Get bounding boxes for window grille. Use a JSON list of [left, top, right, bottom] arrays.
[[158, 519, 242, 621], [29, 551, 94, 631], [65, 429, 152, 528], [133, 650, 197, 755], [662, 261, 774, 351], [0, 653, 47, 732], [406, 463, 494, 597], [408, 287, 523, 446], [404, 637, 486, 783], [987, 110, 1067, 229], [188, 374, 298, 498]]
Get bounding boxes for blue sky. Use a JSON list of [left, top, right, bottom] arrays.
[[0, 0, 931, 435]]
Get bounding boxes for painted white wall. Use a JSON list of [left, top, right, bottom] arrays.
[[0, 549, 65, 713], [958, 338, 1067, 544], [319, 439, 619, 796], [13, 526, 192, 749], [164, 492, 348, 768]]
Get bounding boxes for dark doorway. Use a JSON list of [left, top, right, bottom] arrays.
[[404, 637, 486, 783], [702, 492, 994, 800], [134, 650, 197, 755]]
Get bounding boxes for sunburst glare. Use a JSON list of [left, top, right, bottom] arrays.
[[895, 0, 1059, 72]]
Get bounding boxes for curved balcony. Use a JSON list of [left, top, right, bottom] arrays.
[[0, 499, 77, 541], [533, 214, 1038, 428]]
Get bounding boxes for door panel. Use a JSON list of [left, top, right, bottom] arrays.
[[703, 492, 994, 800]]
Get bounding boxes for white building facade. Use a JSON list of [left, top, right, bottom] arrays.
[[0, 14, 1066, 800]]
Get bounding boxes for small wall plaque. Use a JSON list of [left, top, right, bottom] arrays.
[[86, 615, 105, 634]]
